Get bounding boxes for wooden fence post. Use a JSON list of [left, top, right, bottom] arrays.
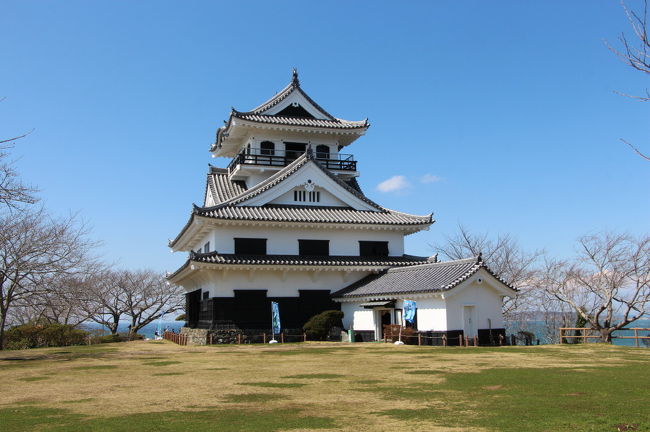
[[281, 332, 284, 343], [583, 330, 587, 344], [418, 333, 422, 346], [237, 333, 241, 344], [499, 334, 504, 346], [559, 328, 564, 344], [263, 333, 266, 344], [303, 332, 307, 342], [474, 336, 478, 347], [442, 334, 447, 347], [635, 328, 639, 347]]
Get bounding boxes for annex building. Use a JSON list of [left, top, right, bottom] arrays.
[[168, 71, 515, 344]]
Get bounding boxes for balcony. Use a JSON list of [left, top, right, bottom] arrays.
[[227, 148, 357, 174]]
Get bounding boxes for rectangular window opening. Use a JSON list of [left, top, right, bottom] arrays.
[[298, 239, 329, 256], [359, 241, 389, 257], [234, 238, 267, 255]]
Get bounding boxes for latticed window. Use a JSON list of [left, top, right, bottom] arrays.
[[294, 189, 320, 202]]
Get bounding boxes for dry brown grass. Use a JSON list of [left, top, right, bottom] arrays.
[[1, 341, 648, 432]]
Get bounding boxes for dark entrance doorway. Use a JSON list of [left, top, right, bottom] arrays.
[[285, 142, 306, 162], [380, 310, 392, 338]]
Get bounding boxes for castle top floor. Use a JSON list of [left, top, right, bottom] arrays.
[[211, 70, 369, 181]]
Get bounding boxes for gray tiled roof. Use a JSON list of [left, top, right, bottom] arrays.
[[246, 69, 336, 119], [208, 171, 247, 203], [232, 112, 368, 129], [212, 71, 369, 152], [192, 252, 428, 267], [332, 257, 513, 298], [166, 253, 428, 281], [196, 205, 432, 225]]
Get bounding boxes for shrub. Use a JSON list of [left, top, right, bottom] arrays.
[[303, 310, 344, 341], [4, 323, 88, 349], [98, 334, 122, 344]]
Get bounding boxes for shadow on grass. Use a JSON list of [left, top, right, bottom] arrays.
[[0, 406, 335, 432], [70, 365, 118, 371], [239, 382, 306, 389], [282, 373, 344, 379], [377, 364, 650, 432], [142, 361, 181, 367], [223, 393, 282, 403]]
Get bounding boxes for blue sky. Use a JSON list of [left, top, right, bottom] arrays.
[[1, 1, 648, 273]]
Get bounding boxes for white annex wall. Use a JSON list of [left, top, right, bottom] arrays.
[[444, 273, 506, 332], [206, 225, 405, 256], [408, 298, 447, 331], [184, 269, 370, 298], [341, 303, 375, 331]]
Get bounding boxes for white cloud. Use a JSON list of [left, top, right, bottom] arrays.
[[377, 175, 411, 193], [420, 174, 442, 184]]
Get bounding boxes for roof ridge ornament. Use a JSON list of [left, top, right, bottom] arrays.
[[477, 252, 483, 264], [306, 143, 314, 160], [292, 68, 300, 86], [427, 253, 438, 263]]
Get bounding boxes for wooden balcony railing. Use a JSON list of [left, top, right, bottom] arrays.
[[227, 149, 356, 173]]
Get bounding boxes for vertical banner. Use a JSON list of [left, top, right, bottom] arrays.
[[271, 301, 281, 335], [403, 300, 417, 325]]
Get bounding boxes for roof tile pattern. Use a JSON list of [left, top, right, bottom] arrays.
[[332, 257, 506, 298], [192, 252, 428, 267], [197, 205, 432, 225], [233, 112, 368, 129]]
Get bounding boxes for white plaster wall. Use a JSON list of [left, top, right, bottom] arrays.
[[408, 298, 447, 331], [341, 303, 375, 331], [444, 277, 505, 331], [185, 269, 370, 298], [208, 225, 404, 256]]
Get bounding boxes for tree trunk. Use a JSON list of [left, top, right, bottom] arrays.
[[600, 328, 613, 343], [0, 315, 6, 350]]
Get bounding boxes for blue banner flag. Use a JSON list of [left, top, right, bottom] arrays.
[[403, 300, 417, 324], [271, 302, 281, 334]]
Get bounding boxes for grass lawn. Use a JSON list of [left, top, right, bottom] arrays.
[[1, 341, 649, 431]]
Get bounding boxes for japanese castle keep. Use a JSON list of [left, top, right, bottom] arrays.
[[168, 71, 516, 344]]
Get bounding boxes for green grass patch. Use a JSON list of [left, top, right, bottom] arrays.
[[240, 382, 306, 389], [151, 372, 185, 376], [405, 369, 444, 375], [70, 365, 118, 371], [223, 393, 281, 403], [142, 361, 181, 367], [283, 373, 344, 379], [379, 364, 650, 431], [17, 376, 50, 382], [355, 379, 384, 384], [0, 405, 334, 432]]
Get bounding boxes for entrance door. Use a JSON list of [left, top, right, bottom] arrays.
[[463, 306, 476, 338], [380, 310, 392, 338]]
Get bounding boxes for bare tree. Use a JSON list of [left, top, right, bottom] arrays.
[[433, 225, 542, 322], [542, 233, 650, 342], [84, 269, 184, 338], [0, 142, 37, 210], [0, 208, 97, 349], [120, 270, 184, 338], [608, 0, 650, 161], [84, 269, 129, 335]]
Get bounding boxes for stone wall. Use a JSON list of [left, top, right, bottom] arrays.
[[180, 327, 209, 345], [180, 327, 247, 345]]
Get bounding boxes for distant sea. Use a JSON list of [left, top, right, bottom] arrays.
[[81, 320, 184, 339], [506, 319, 650, 347]]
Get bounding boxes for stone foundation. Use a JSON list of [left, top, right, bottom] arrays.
[[180, 327, 247, 345], [180, 327, 209, 345]]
